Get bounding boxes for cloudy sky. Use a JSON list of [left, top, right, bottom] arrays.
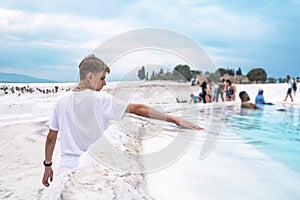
[[0, 0, 299, 82]]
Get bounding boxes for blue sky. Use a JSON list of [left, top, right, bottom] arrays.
[[0, 0, 299, 82]]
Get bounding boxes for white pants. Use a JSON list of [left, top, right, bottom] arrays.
[[41, 154, 81, 200], [58, 154, 80, 174]]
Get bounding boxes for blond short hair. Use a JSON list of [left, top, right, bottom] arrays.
[[78, 54, 110, 80]]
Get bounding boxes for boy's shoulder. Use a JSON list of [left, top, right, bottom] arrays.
[[56, 91, 72, 102]]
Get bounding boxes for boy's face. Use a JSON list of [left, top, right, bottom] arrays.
[[95, 71, 107, 91]]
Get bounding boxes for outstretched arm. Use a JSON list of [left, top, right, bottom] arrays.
[[126, 103, 204, 130], [241, 102, 260, 110], [42, 129, 58, 187]]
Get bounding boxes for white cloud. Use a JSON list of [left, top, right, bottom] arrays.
[[0, 4, 276, 54], [205, 45, 254, 66], [211, 54, 252, 66], [0, 67, 20, 74], [0, 7, 140, 50], [121, 1, 275, 42]]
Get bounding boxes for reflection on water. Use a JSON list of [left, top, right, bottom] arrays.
[[225, 105, 300, 172]]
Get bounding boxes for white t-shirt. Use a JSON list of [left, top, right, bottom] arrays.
[[288, 79, 294, 89], [49, 89, 128, 157]]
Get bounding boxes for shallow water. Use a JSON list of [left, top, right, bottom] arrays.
[[225, 104, 300, 172]]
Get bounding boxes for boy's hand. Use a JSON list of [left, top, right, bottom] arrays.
[[174, 118, 204, 130], [42, 167, 53, 187]]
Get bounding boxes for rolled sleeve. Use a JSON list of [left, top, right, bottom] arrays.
[[49, 104, 59, 131]]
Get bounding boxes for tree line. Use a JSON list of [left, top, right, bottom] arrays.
[[137, 65, 293, 83]]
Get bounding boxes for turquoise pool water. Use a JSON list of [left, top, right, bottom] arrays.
[[225, 105, 300, 172]]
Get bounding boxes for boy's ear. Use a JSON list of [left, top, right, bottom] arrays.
[[87, 72, 93, 81]]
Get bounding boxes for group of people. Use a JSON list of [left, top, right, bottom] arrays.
[[190, 77, 236, 104], [239, 89, 273, 109], [240, 75, 298, 110], [190, 74, 298, 109]]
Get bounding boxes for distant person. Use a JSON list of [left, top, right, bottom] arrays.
[[206, 80, 212, 103], [190, 77, 197, 86], [199, 92, 203, 102], [239, 91, 259, 109], [255, 89, 265, 104], [42, 55, 203, 187], [190, 93, 200, 103], [224, 79, 235, 101], [210, 80, 218, 102], [231, 82, 237, 101], [201, 79, 207, 104], [284, 75, 294, 102], [292, 78, 297, 96], [216, 77, 224, 102], [255, 89, 274, 105]]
